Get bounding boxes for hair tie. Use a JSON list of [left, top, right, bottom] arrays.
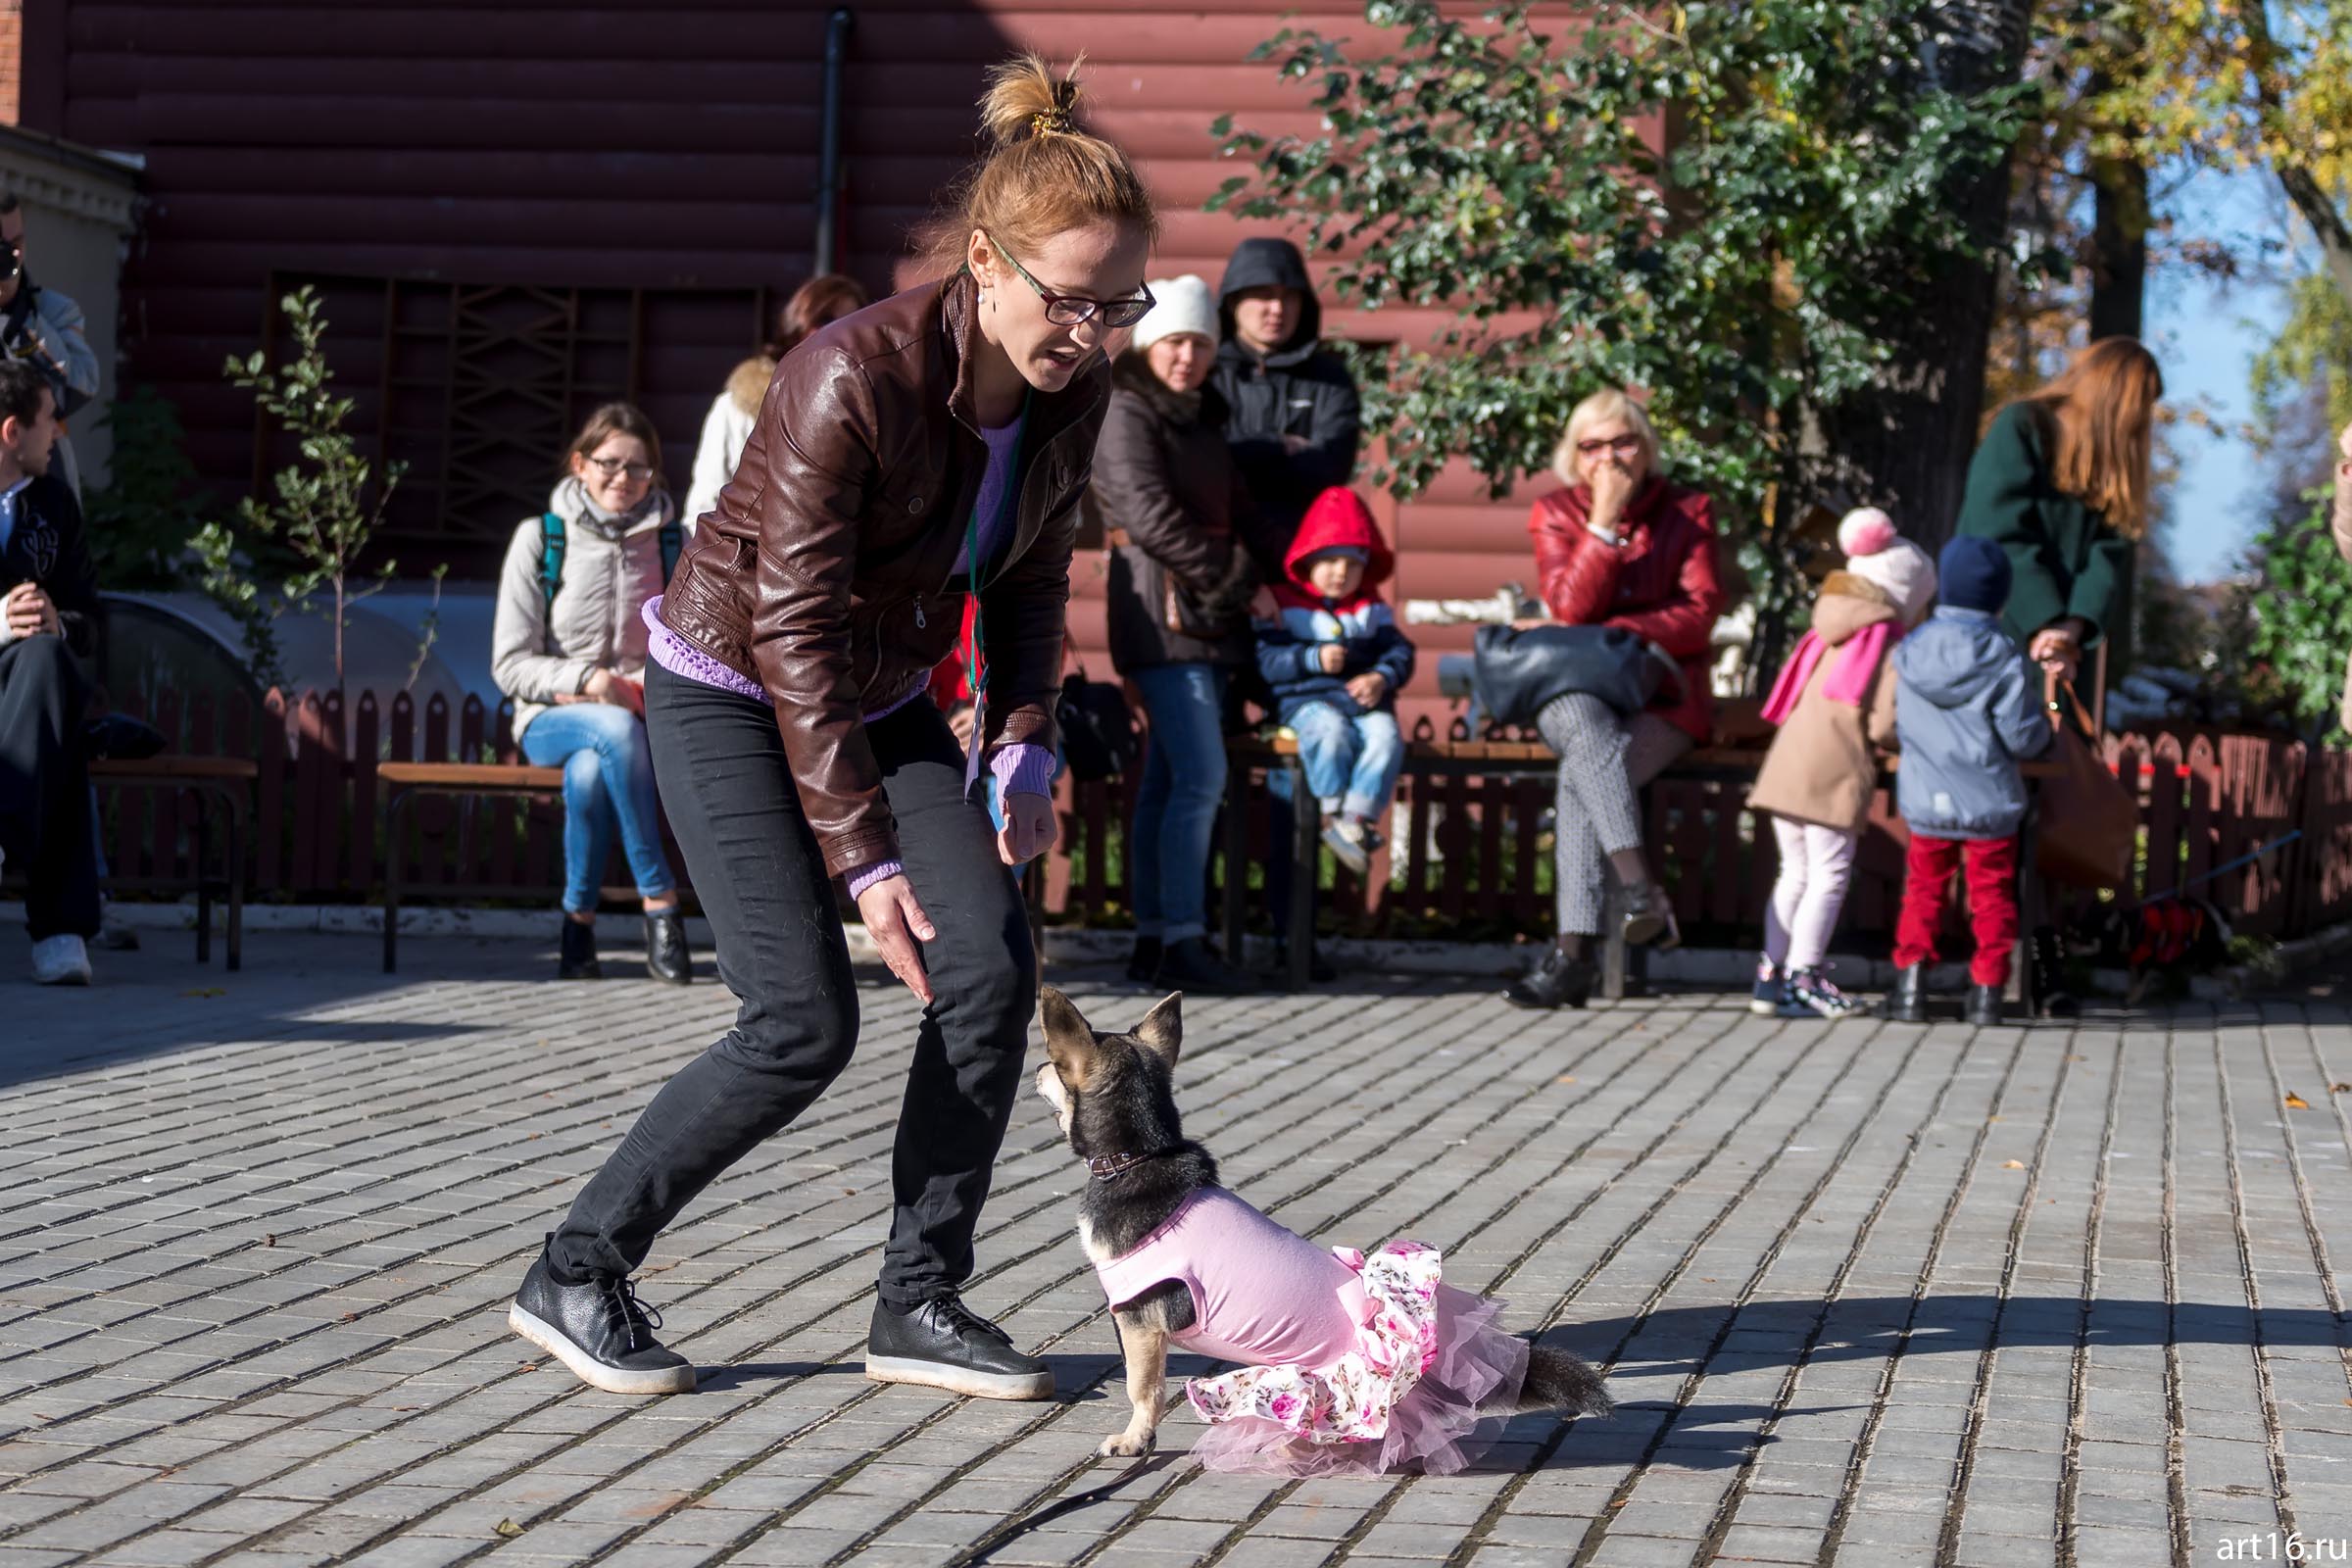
[[1029, 108, 1074, 138]]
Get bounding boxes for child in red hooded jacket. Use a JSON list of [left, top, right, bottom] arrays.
[[1252, 487, 1417, 876]]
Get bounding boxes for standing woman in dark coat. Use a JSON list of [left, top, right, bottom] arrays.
[[1954, 337, 2163, 685], [508, 56, 1155, 1404], [1096, 275, 1263, 996]]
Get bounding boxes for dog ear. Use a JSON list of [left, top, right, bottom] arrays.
[[1038, 986, 1100, 1092], [1132, 991, 1182, 1069]]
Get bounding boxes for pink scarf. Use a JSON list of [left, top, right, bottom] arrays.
[[1761, 619, 1897, 725]]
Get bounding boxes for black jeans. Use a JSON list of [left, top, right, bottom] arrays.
[[0, 635, 99, 942], [549, 661, 1038, 1309]]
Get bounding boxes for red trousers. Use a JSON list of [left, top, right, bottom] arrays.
[[1892, 832, 2019, 987]]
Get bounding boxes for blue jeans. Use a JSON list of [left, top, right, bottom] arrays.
[[1130, 662, 1228, 943], [520, 701, 677, 914], [1288, 702, 1403, 822]]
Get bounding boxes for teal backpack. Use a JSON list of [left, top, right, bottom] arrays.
[[538, 512, 684, 609]]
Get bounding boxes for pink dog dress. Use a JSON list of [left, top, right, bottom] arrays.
[[1091, 1186, 1531, 1476]]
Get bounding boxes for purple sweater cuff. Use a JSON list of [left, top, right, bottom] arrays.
[[993, 742, 1054, 800], [844, 747, 1051, 900], [846, 860, 904, 900]]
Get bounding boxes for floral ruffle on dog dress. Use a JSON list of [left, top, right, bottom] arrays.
[[1091, 1190, 1531, 1476]]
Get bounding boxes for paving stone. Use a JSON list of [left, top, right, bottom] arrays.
[[1, 936, 2344, 1566]]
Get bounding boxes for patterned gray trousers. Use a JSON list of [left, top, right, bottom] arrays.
[[1536, 693, 1694, 936]]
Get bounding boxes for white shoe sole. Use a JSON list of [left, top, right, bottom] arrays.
[[509, 1303, 696, 1395], [1321, 833, 1370, 878], [864, 1354, 1055, 1400]]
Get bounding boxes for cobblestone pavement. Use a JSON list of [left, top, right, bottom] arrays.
[[6, 930, 2352, 1568]]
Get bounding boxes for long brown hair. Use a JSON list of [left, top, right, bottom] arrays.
[[919, 54, 1157, 275], [2012, 337, 2163, 539], [765, 272, 869, 360], [564, 402, 662, 474]]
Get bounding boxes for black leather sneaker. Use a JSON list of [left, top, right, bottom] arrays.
[[865, 1293, 1054, 1400], [558, 916, 602, 981], [644, 909, 691, 986], [1503, 945, 1595, 1010], [509, 1250, 694, 1395], [1125, 937, 1161, 986]]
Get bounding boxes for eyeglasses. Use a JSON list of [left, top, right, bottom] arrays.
[[989, 237, 1155, 329], [1576, 435, 1644, 458], [585, 456, 656, 482]]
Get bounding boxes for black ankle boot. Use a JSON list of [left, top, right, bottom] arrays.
[[558, 915, 602, 980], [2030, 925, 2077, 1018], [1504, 944, 1595, 1010], [1156, 936, 1257, 995], [1126, 936, 1162, 986], [1883, 964, 1928, 1023], [643, 909, 690, 985], [1965, 983, 2005, 1026]]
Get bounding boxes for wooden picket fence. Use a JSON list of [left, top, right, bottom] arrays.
[[96, 686, 2352, 948]]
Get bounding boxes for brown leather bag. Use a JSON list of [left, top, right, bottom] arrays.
[[2035, 672, 2135, 890]]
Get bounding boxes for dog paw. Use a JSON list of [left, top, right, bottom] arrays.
[[1099, 1431, 1155, 1458]]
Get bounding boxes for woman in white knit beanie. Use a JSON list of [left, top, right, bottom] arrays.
[[1095, 274, 1266, 995]]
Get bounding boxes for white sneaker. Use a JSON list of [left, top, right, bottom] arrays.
[[30, 935, 92, 986], [1322, 818, 1372, 877]]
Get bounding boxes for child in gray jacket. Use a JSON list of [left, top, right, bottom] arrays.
[[1886, 535, 2052, 1025]]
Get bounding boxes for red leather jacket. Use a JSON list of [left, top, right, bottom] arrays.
[[659, 271, 1107, 878], [1529, 477, 1727, 743]]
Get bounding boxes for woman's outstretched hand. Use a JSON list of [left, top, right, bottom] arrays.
[[997, 792, 1057, 867], [2029, 617, 2086, 683], [855, 873, 937, 1003]]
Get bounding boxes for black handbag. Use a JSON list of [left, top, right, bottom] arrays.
[[1470, 623, 1682, 726], [1055, 665, 1141, 782]]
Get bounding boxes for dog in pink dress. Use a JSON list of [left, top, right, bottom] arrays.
[[1035, 988, 1611, 1474]]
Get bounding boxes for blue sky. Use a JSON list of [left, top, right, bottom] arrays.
[[2143, 162, 2295, 581]]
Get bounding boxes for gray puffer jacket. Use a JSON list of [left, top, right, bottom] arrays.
[[1892, 607, 2053, 841]]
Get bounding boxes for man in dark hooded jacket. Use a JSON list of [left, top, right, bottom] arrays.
[[1211, 238, 1361, 562], [1212, 240, 1363, 986]]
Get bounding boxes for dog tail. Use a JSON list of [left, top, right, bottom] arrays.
[[1492, 1344, 1612, 1418]]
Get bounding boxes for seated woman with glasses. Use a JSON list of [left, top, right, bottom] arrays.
[[1504, 388, 1727, 1011], [490, 402, 692, 985]]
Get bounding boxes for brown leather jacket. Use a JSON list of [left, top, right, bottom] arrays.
[[657, 271, 1109, 877]]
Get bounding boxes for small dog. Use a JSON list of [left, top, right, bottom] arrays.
[[2065, 895, 2233, 1004], [1035, 986, 1611, 1462]]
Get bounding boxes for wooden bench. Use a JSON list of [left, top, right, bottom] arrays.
[[1, 755, 258, 970], [1222, 734, 2060, 1008], [377, 760, 565, 972]]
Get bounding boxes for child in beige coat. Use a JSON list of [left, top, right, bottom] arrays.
[[1747, 509, 1936, 1018]]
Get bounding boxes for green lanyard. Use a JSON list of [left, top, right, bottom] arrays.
[[957, 392, 1031, 787], [957, 392, 1032, 716]]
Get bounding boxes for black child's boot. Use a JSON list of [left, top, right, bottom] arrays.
[[1883, 964, 1929, 1023]]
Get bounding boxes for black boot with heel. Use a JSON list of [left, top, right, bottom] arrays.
[[644, 909, 690, 985], [558, 915, 602, 981]]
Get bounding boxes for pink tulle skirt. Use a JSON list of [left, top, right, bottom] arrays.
[[1183, 1242, 1530, 1477]]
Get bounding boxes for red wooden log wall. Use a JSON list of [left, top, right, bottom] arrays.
[[26, 0, 1604, 719]]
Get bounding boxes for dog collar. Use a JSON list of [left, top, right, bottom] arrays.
[[1086, 1152, 1150, 1181]]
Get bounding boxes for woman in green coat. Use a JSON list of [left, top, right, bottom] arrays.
[[1954, 337, 2164, 686]]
